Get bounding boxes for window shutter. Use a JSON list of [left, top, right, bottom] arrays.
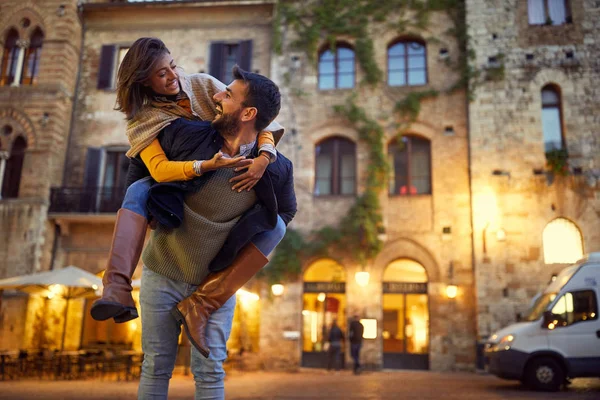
[[83, 147, 105, 188], [209, 42, 225, 82], [238, 40, 253, 71], [97, 45, 116, 89]]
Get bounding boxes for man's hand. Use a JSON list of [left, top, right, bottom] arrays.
[[203, 151, 252, 173], [229, 154, 269, 192]]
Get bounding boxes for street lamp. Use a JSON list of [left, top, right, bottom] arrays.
[[271, 284, 284, 296]]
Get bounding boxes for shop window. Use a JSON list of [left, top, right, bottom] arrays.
[[543, 218, 583, 264], [1, 29, 20, 86], [209, 40, 253, 84], [383, 259, 429, 358], [1, 136, 27, 199], [541, 85, 565, 152], [388, 135, 431, 196], [314, 137, 356, 196], [528, 0, 571, 25], [21, 27, 44, 85], [318, 44, 355, 90], [97, 45, 130, 90], [388, 40, 427, 87], [302, 259, 346, 356]]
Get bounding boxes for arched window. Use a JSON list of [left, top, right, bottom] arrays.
[[21, 28, 43, 85], [1, 29, 20, 86], [314, 137, 356, 196], [2, 136, 27, 199], [318, 44, 355, 90], [388, 135, 431, 196], [541, 85, 564, 152], [543, 218, 584, 264], [388, 40, 427, 87]]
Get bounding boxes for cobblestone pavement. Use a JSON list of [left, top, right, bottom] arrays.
[[0, 370, 598, 399]]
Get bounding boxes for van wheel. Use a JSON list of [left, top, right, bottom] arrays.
[[525, 357, 564, 392]]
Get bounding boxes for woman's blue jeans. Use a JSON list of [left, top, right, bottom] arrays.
[[128, 178, 287, 400]]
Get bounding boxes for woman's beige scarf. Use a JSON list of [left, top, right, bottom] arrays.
[[125, 70, 225, 158]]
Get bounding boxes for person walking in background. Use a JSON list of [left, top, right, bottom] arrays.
[[349, 315, 364, 374], [326, 320, 344, 372]]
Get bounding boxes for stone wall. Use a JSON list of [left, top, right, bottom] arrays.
[[466, 0, 600, 337]]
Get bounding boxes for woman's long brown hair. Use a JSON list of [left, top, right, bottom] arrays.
[[114, 37, 170, 120]]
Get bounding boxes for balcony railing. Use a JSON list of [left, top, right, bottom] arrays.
[[49, 186, 125, 214]]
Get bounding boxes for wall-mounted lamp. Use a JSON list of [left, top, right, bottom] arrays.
[[56, 5, 66, 17], [271, 284, 284, 297], [496, 228, 506, 242], [355, 271, 370, 287], [445, 284, 458, 299], [317, 292, 326, 302]]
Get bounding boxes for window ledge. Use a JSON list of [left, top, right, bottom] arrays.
[[313, 194, 357, 199]]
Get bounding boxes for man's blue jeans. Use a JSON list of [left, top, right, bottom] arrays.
[[134, 180, 286, 399]]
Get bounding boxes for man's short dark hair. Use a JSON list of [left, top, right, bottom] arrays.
[[232, 65, 281, 132]]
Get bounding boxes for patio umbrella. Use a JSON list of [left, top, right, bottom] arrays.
[[0, 265, 102, 350]]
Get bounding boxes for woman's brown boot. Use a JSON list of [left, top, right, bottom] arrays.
[[170, 243, 268, 357], [90, 208, 147, 323]]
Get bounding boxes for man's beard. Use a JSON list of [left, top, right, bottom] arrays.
[[212, 108, 242, 137]]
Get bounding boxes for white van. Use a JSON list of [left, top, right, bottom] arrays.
[[485, 252, 600, 391]]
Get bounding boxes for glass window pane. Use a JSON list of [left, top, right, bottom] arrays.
[[542, 107, 563, 152], [528, 0, 546, 24], [338, 59, 354, 73], [407, 42, 425, 55], [389, 71, 406, 86], [338, 73, 354, 89], [408, 55, 425, 69], [320, 50, 334, 61], [319, 60, 335, 75], [340, 152, 355, 195], [388, 44, 405, 57], [337, 47, 354, 58], [408, 70, 427, 86], [383, 295, 404, 353], [410, 138, 431, 194], [315, 147, 333, 195], [542, 88, 559, 105], [405, 294, 429, 354], [319, 75, 335, 90], [389, 141, 408, 195], [548, 0, 567, 25]]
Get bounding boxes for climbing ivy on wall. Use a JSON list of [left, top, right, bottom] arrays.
[[265, 0, 473, 283]]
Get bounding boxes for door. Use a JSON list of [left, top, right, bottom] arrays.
[[546, 289, 600, 377], [382, 259, 429, 370]]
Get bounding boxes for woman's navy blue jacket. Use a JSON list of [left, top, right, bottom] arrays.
[[126, 118, 297, 272]]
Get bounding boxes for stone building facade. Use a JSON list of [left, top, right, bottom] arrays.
[[0, 0, 597, 373], [466, 0, 600, 338]]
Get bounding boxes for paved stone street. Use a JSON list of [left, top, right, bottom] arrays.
[[0, 370, 598, 399]]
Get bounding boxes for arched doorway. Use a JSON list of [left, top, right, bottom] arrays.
[[301, 258, 346, 368], [382, 258, 429, 369]]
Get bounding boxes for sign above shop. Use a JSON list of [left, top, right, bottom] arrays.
[[304, 282, 346, 293], [383, 282, 428, 294]]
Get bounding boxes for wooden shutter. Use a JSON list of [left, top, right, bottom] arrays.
[[83, 147, 105, 188], [238, 40, 253, 71], [97, 45, 116, 89], [209, 42, 225, 82]]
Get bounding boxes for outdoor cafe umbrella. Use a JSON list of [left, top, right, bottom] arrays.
[[0, 265, 102, 350]]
